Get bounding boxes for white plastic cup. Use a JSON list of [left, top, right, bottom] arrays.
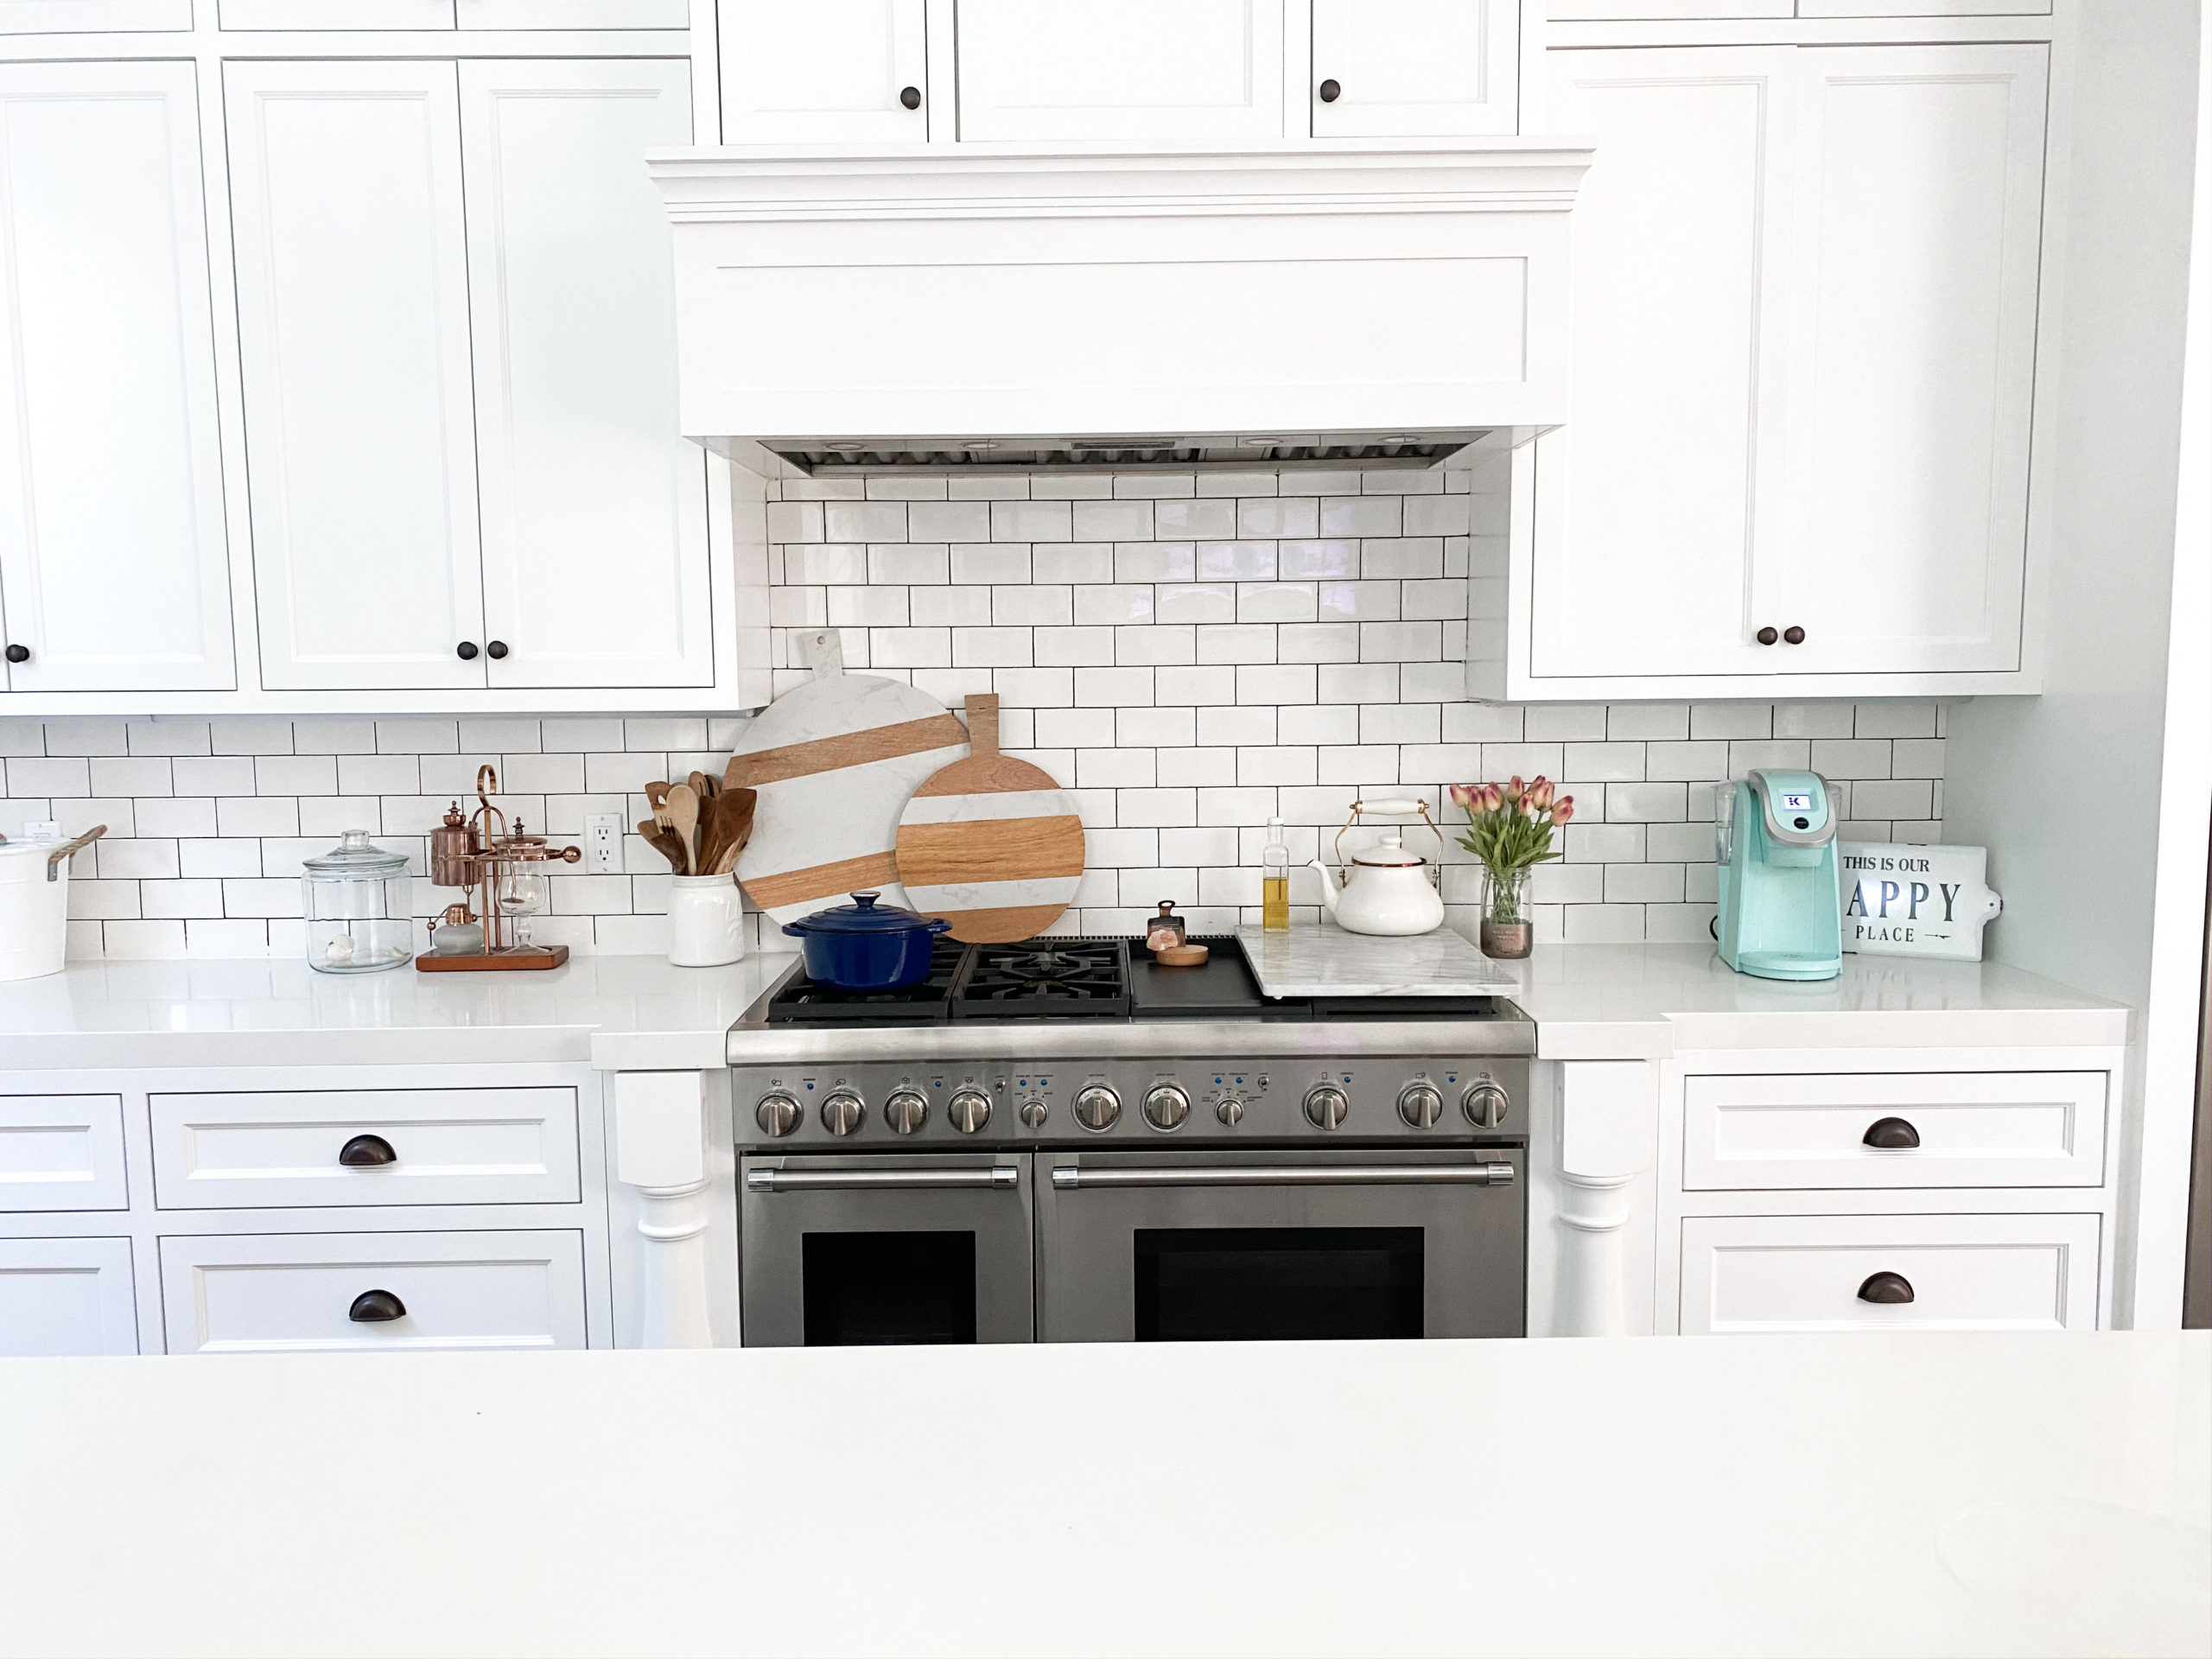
[[0, 839, 72, 981], [668, 873, 746, 968]]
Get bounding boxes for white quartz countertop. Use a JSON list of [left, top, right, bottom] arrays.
[[0, 953, 798, 1071], [0, 1332, 2202, 1658], [1236, 920, 1522, 997], [1499, 943, 2130, 1059]]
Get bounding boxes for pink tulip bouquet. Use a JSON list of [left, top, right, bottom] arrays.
[[1448, 777, 1575, 957]]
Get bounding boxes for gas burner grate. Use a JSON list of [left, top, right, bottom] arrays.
[[764, 936, 968, 1026], [952, 938, 1132, 1020]]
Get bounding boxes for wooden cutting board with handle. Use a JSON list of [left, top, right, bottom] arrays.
[[894, 693, 1086, 943], [727, 632, 969, 926]]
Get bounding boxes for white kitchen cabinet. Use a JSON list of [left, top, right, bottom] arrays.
[[0, 61, 235, 694], [716, 0, 931, 143], [1548, 2, 1789, 17], [0, 1094, 128, 1211], [219, 0, 454, 27], [1478, 40, 2050, 700], [460, 0, 687, 24], [460, 59, 711, 690], [1310, 0, 1520, 137], [0, 0, 191, 29], [226, 60, 487, 694], [0, 1237, 138, 1356], [954, 0, 1286, 142]]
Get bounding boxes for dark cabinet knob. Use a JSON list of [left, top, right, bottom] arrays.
[[455, 641, 480, 660], [1862, 1116, 1921, 1150], [347, 1289, 407, 1323], [1756, 626, 1778, 645], [3, 643, 27, 664], [1857, 1271, 1915, 1305], [1783, 625, 1806, 645], [899, 85, 921, 110], [339, 1133, 397, 1167], [1318, 78, 1342, 102], [486, 639, 509, 660]]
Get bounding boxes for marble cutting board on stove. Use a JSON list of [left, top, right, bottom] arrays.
[[1234, 924, 1521, 999]]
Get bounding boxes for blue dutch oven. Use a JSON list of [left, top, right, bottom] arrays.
[[781, 891, 952, 990]]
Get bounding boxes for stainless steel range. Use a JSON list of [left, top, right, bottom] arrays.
[[728, 935, 1533, 1346]]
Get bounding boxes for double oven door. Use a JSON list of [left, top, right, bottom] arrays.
[[739, 1146, 1523, 1346]]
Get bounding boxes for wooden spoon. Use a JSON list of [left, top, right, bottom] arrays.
[[716, 788, 756, 875], [636, 820, 689, 874], [664, 782, 701, 875]]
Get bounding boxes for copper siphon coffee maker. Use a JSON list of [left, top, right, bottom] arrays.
[[417, 765, 582, 973]]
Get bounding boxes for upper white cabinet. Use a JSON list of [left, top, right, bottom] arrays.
[[0, 60, 236, 694], [1310, 0, 1520, 137], [460, 0, 688, 25], [226, 60, 487, 695], [459, 59, 711, 690], [956, 0, 1285, 142], [1478, 39, 2050, 700], [219, 0, 455, 27], [718, 0, 931, 142], [0, 0, 191, 29]]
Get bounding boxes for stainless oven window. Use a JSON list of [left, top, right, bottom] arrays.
[[1134, 1227, 1425, 1341], [804, 1230, 977, 1345]]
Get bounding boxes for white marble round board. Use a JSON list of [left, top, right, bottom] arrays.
[[727, 671, 969, 926]]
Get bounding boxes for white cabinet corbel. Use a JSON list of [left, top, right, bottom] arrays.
[[611, 1070, 718, 1349], [1551, 1060, 1658, 1337]]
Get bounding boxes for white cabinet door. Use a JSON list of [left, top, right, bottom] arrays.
[[219, 0, 455, 27], [1530, 47, 1795, 679], [0, 1, 192, 30], [0, 1094, 128, 1211], [460, 60, 711, 690], [1310, 0, 1519, 137], [0, 1237, 137, 1356], [718, 0, 930, 143], [956, 0, 1285, 142], [226, 60, 486, 693], [0, 62, 234, 694], [1767, 44, 2047, 675]]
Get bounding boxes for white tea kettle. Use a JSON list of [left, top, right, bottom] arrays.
[[1311, 798, 1446, 937]]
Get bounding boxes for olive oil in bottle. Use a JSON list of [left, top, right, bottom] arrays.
[[1262, 816, 1291, 931]]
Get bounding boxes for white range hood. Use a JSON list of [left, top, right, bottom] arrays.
[[647, 142, 1592, 478]]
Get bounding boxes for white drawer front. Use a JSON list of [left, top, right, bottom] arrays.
[[1683, 1071, 2107, 1191], [159, 1230, 586, 1353], [1681, 1213, 2101, 1334], [150, 1088, 580, 1209], [0, 1095, 128, 1211], [0, 1236, 138, 1355]]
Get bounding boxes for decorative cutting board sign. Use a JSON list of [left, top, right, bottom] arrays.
[[894, 693, 1086, 943], [728, 632, 969, 926], [1839, 842, 2003, 961]]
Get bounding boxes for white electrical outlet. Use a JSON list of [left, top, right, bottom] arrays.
[[583, 813, 625, 874]]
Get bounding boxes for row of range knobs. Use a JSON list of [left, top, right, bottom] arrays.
[[754, 1079, 1508, 1137]]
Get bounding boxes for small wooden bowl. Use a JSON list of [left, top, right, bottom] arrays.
[[1154, 942, 1211, 968]]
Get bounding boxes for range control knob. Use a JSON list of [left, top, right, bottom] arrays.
[[754, 1093, 801, 1138], [1397, 1083, 1445, 1129], [1142, 1084, 1191, 1132], [1215, 1094, 1246, 1128], [884, 1090, 928, 1135], [1018, 1098, 1050, 1128], [1463, 1080, 1510, 1128], [819, 1091, 865, 1136], [1072, 1084, 1122, 1133], [948, 1089, 991, 1135], [1303, 1085, 1350, 1130]]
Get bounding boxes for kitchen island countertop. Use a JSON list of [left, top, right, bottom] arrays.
[[0, 1331, 2202, 1658]]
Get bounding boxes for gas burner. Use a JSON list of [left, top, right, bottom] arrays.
[[997, 948, 1093, 983], [952, 938, 1133, 1020]]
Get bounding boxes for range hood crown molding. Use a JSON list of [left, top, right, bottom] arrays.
[[652, 140, 1595, 475]]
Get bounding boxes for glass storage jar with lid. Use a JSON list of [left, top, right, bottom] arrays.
[[302, 830, 414, 973]]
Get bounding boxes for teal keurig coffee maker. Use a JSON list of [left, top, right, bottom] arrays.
[[1714, 769, 1842, 982]]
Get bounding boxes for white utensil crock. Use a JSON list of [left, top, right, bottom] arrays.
[[0, 839, 74, 981], [668, 873, 747, 968]]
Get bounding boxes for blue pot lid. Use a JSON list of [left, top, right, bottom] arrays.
[[788, 891, 937, 934]]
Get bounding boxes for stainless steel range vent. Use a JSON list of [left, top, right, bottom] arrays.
[[764, 430, 1492, 477]]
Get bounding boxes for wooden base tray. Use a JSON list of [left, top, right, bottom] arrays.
[[415, 945, 569, 973]]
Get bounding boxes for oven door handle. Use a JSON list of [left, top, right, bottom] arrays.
[[746, 1165, 1021, 1194], [1049, 1162, 1516, 1191]]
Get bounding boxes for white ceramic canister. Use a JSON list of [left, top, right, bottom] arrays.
[[668, 872, 747, 968], [0, 830, 95, 982]]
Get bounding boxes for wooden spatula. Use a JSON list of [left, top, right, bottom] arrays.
[[714, 788, 757, 875], [664, 782, 701, 875], [637, 820, 689, 874]]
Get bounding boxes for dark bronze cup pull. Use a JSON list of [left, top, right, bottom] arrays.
[[1857, 1271, 1915, 1305], [348, 1289, 406, 1323], [339, 1133, 397, 1167], [1862, 1116, 1921, 1150]]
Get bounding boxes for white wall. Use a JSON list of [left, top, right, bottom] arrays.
[[1944, 0, 2206, 1327]]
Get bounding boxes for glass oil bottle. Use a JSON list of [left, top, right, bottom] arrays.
[[1262, 816, 1292, 931]]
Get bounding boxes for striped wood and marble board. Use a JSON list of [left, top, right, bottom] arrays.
[[728, 671, 969, 925], [894, 694, 1086, 943]]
